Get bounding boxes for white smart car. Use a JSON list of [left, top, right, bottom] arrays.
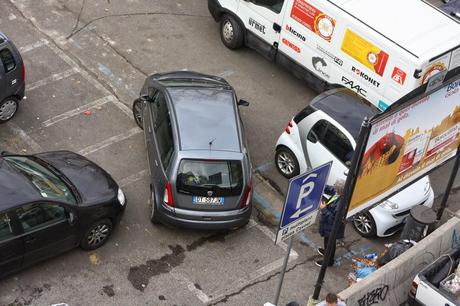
[[275, 88, 434, 237]]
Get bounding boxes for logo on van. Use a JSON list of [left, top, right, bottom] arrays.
[[391, 67, 407, 85], [351, 66, 380, 88], [249, 18, 266, 34], [312, 57, 330, 79], [342, 76, 367, 96], [282, 38, 301, 53], [285, 25, 306, 42], [316, 45, 343, 66]]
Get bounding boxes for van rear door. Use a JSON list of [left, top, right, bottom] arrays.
[[237, 0, 287, 59]]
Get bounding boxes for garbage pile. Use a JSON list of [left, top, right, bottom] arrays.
[[348, 240, 417, 285]]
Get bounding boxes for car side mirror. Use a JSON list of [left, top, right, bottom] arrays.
[[344, 169, 349, 176], [238, 99, 250, 107], [68, 211, 76, 225], [307, 132, 318, 143]]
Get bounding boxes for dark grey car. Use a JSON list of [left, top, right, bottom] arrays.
[[0, 32, 25, 123], [133, 71, 252, 230]]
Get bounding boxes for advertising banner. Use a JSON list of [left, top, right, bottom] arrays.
[[341, 29, 389, 76], [290, 0, 336, 42], [347, 75, 460, 218]]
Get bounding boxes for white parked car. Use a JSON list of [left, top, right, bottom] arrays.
[[275, 88, 434, 237]]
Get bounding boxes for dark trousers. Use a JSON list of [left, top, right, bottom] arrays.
[[323, 235, 336, 266]]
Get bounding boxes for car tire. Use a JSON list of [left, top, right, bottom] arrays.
[[353, 212, 377, 238], [150, 190, 161, 225], [132, 98, 144, 129], [0, 96, 19, 123], [80, 219, 113, 250], [220, 14, 244, 50], [275, 147, 300, 179]]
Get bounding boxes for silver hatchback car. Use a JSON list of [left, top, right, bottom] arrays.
[[133, 71, 252, 230]]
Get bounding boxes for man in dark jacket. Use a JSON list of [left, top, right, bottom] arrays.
[[316, 179, 346, 267]]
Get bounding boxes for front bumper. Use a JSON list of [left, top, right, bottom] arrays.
[[208, 0, 222, 21], [157, 203, 252, 230], [374, 187, 435, 237]]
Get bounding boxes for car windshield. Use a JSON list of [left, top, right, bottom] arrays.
[[5, 156, 76, 204], [177, 159, 243, 196]]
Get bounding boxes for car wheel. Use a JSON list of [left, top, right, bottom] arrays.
[[150, 191, 161, 225], [220, 14, 244, 49], [275, 147, 300, 179], [353, 212, 377, 238], [80, 219, 113, 250], [132, 98, 144, 129], [0, 97, 19, 123]]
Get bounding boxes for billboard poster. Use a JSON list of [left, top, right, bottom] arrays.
[[290, 0, 336, 42], [347, 76, 460, 218], [341, 29, 389, 76]]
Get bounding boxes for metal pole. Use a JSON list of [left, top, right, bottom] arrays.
[[436, 147, 460, 221], [274, 237, 293, 305], [312, 119, 371, 300]]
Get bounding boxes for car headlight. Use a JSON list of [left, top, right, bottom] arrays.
[[117, 188, 126, 206], [381, 200, 398, 210], [424, 180, 431, 196]]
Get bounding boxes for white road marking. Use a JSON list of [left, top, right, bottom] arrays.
[[43, 38, 134, 119], [8, 122, 42, 153], [19, 40, 46, 53], [27, 67, 79, 91], [118, 169, 149, 188], [78, 127, 141, 156], [249, 219, 298, 256], [169, 270, 211, 304], [41, 95, 115, 127]]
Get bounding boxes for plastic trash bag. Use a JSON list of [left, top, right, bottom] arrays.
[[379, 240, 415, 266]]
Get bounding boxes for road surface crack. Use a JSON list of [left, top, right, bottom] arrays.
[[208, 255, 317, 305]]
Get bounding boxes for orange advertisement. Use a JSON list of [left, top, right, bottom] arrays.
[[347, 77, 460, 218], [341, 29, 389, 76], [290, 0, 335, 42]]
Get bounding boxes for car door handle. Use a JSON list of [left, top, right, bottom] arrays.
[[154, 160, 158, 166], [25, 237, 37, 244], [148, 125, 152, 133]]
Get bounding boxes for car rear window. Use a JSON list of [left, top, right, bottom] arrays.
[[293, 105, 316, 124], [0, 48, 16, 73], [176, 159, 243, 196]]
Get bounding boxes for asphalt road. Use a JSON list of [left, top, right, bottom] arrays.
[[0, 1, 458, 305]]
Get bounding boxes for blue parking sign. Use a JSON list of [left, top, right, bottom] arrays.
[[276, 162, 332, 244]]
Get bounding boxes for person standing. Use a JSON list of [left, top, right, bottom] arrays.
[[316, 179, 346, 267]]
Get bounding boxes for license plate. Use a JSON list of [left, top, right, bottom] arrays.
[[192, 196, 224, 205]]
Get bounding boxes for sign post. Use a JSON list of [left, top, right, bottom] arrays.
[[273, 162, 331, 305]]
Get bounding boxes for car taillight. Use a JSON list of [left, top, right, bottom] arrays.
[[409, 281, 418, 298], [20, 63, 25, 81], [284, 120, 293, 134], [240, 180, 252, 208], [163, 181, 174, 207]]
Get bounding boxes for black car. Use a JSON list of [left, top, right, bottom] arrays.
[[0, 32, 25, 123], [0, 151, 126, 278]]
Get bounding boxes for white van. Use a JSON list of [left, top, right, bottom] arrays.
[[208, 0, 460, 110]]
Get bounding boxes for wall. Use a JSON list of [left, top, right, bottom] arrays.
[[339, 215, 460, 306]]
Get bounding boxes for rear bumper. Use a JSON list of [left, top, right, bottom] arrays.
[[157, 203, 252, 230], [16, 82, 25, 100], [208, 0, 222, 21]]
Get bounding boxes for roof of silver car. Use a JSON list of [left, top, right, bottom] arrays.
[[167, 86, 241, 153], [311, 88, 380, 139]]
